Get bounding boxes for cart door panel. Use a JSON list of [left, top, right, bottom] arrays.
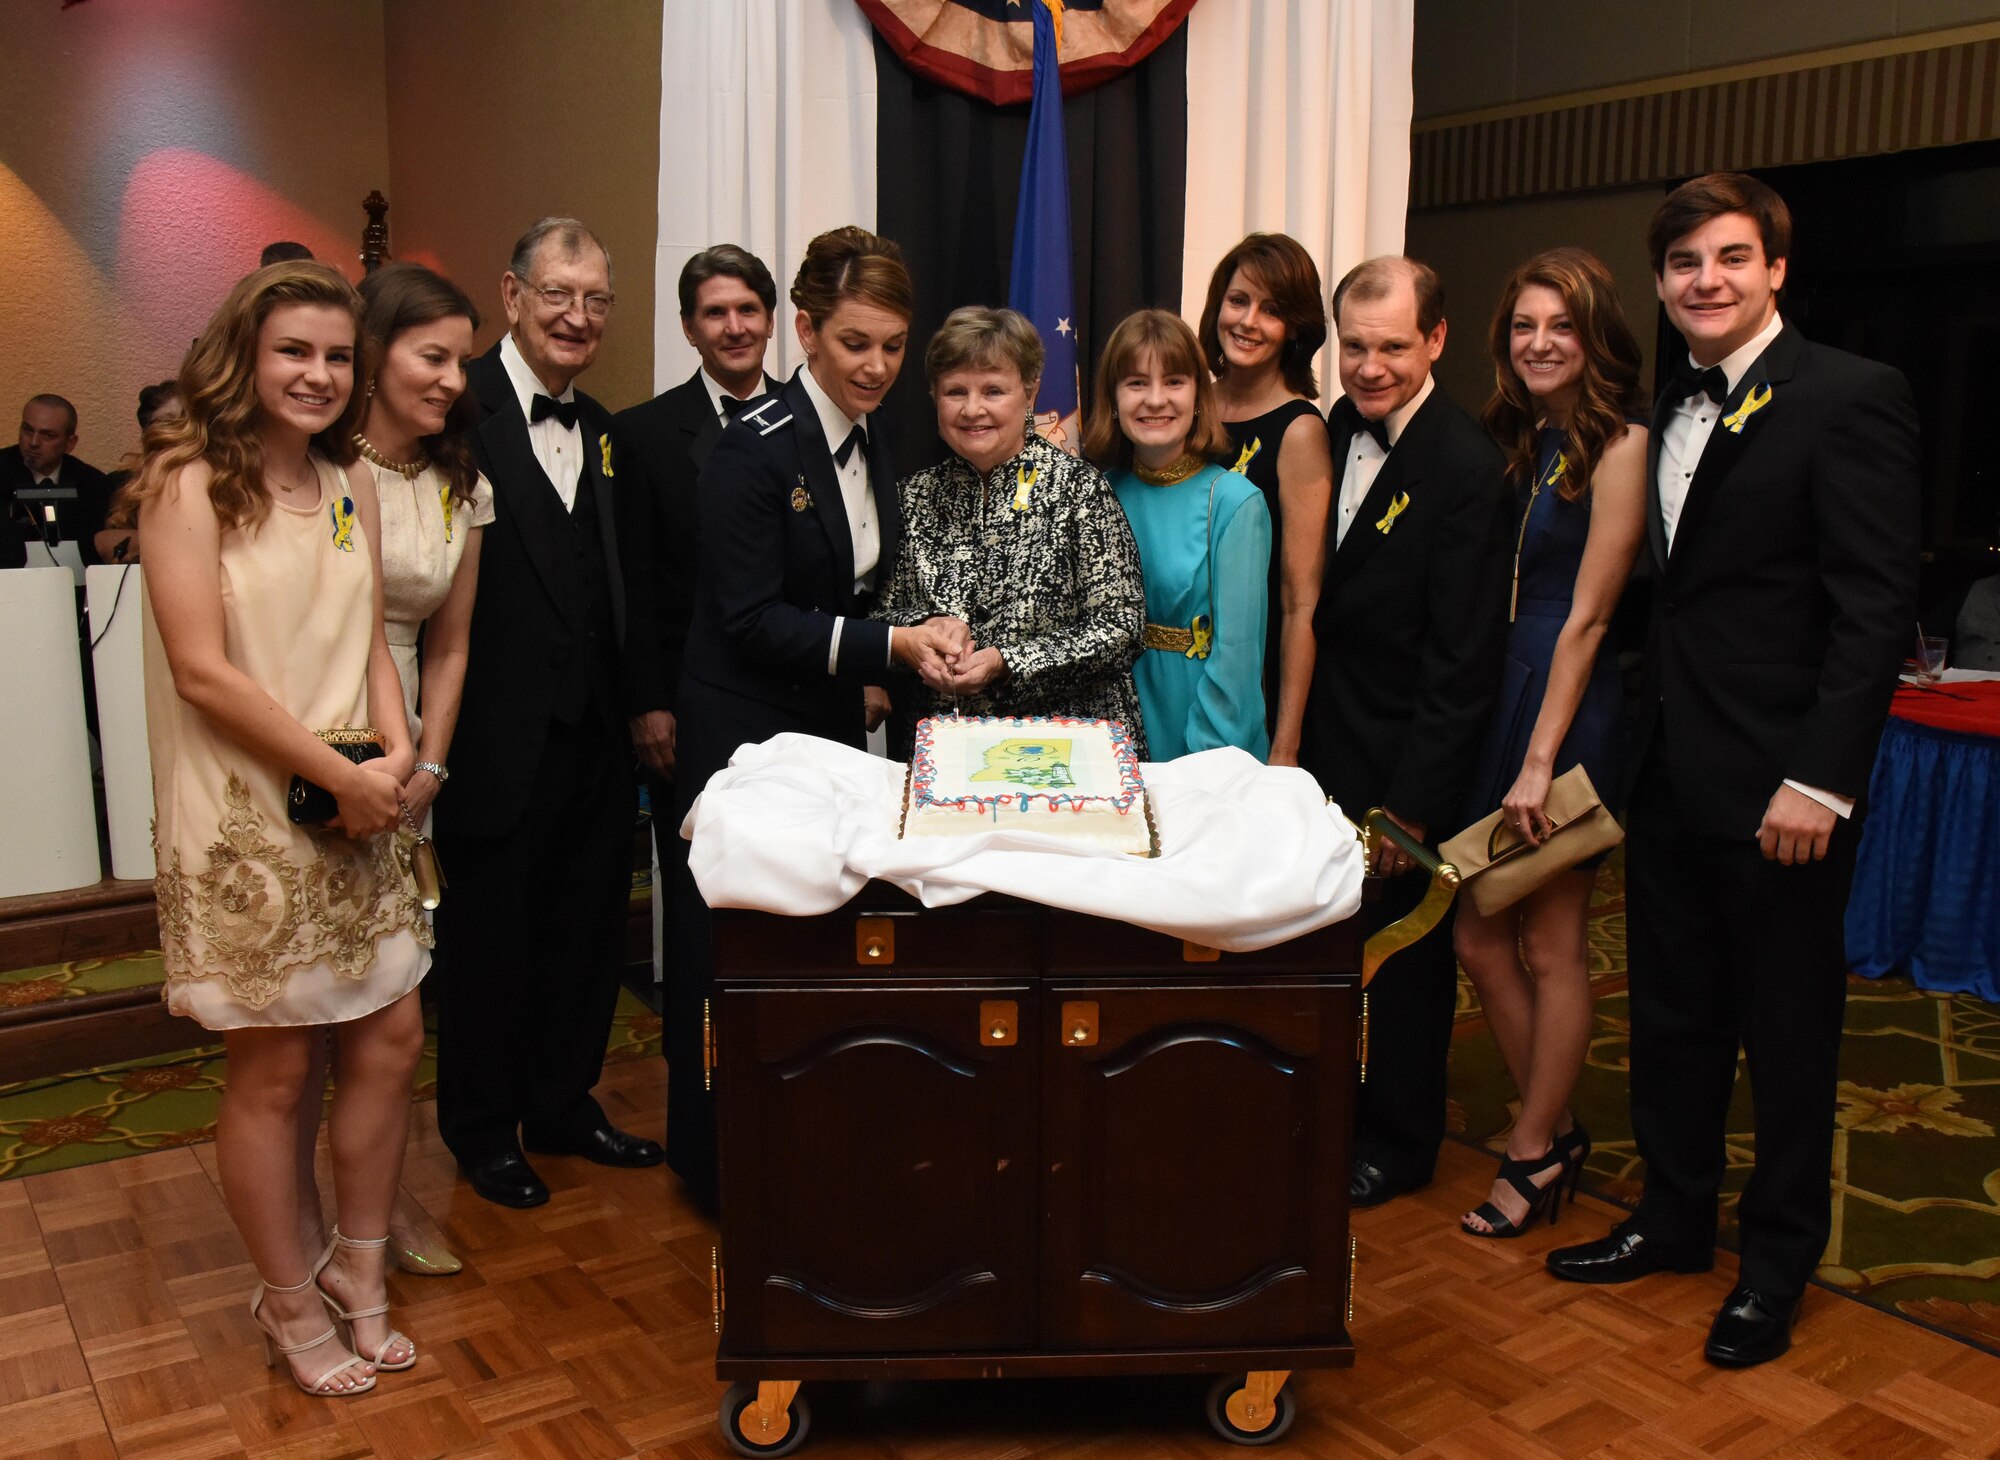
[[718, 984, 1039, 1354], [1039, 981, 1354, 1351]]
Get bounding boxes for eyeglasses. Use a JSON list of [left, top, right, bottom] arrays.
[[523, 281, 616, 320]]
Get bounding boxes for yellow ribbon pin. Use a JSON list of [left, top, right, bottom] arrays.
[[329, 494, 357, 552], [1375, 491, 1410, 535], [439, 480, 454, 543], [1721, 382, 1772, 434], [599, 433, 614, 475], [1012, 463, 1037, 510], [1231, 436, 1261, 475]]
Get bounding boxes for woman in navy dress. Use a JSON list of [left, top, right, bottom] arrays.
[[1197, 234, 1333, 764], [1456, 248, 1648, 1238]]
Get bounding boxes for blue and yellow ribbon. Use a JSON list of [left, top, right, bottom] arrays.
[[1721, 382, 1772, 435], [329, 494, 357, 552], [1375, 491, 1410, 535], [1012, 463, 1037, 510]]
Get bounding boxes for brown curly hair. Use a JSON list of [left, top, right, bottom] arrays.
[[1481, 248, 1644, 501], [126, 261, 364, 529]]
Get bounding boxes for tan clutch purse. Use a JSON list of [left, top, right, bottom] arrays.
[[1440, 765, 1623, 916]]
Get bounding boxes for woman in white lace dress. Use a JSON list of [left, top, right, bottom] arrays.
[[294, 263, 494, 1281]]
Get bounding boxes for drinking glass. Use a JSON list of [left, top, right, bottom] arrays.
[[1916, 635, 1949, 685]]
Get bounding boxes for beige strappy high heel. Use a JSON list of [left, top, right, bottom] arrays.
[[250, 1273, 375, 1396], [314, 1229, 417, 1371]]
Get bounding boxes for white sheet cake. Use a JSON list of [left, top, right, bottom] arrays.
[[902, 715, 1154, 856]]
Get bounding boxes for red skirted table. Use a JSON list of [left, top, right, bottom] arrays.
[[1847, 679, 2000, 1002]]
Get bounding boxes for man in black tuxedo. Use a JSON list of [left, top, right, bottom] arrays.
[[2, 395, 113, 566], [614, 245, 782, 831], [1301, 257, 1513, 1208], [434, 216, 663, 1209], [1547, 174, 1919, 1368]]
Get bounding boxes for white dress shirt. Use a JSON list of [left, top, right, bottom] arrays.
[[1655, 310, 1850, 820], [797, 366, 889, 675], [1334, 374, 1433, 547], [500, 333, 583, 511], [1657, 309, 1784, 553]]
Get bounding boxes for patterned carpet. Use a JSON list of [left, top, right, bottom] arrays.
[[1449, 849, 2000, 1356], [0, 958, 662, 1182]]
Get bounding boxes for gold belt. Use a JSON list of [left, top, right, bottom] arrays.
[[1143, 618, 1212, 660]]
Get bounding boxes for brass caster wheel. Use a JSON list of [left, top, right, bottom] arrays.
[[719, 1380, 811, 1456], [1205, 1372, 1296, 1446]]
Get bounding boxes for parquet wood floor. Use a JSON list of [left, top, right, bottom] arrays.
[[3, 1055, 1995, 1460]]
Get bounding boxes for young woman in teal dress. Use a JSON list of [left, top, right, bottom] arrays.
[[1197, 234, 1333, 764], [1087, 310, 1271, 760], [1455, 248, 1648, 1239]]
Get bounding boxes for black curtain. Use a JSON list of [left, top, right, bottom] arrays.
[[872, 24, 1188, 474]]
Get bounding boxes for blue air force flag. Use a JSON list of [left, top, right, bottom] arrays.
[[1007, 0, 1082, 454]]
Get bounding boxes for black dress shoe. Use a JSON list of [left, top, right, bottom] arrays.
[[1704, 1286, 1801, 1367], [1350, 1159, 1426, 1209], [523, 1123, 666, 1168], [459, 1151, 549, 1209], [1545, 1223, 1713, 1283]]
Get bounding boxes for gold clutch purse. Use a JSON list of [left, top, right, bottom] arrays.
[[399, 804, 446, 911], [1440, 766, 1623, 916]]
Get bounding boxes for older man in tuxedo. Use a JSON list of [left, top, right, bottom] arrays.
[[434, 217, 662, 1209], [1547, 174, 1918, 1368], [1301, 257, 1513, 1209]]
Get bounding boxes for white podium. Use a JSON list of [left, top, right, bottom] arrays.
[[87, 564, 155, 881], [0, 568, 101, 896]]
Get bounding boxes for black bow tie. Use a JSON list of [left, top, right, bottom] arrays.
[[1670, 362, 1729, 407], [833, 424, 867, 468], [530, 393, 579, 429], [1339, 400, 1391, 453], [720, 394, 753, 419]]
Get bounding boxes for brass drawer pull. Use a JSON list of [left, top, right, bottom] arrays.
[[1062, 1000, 1098, 1047], [980, 1000, 1018, 1046], [856, 916, 895, 965]]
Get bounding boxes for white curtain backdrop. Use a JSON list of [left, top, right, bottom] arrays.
[[654, 0, 879, 393], [1181, 0, 1415, 410]]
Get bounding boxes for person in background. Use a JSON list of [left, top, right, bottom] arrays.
[[668, 226, 961, 1210], [1546, 173, 1920, 1370], [96, 380, 184, 564], [4, 393, 114, 564], [1301, 256, 1513, 1210], [1090, 309, 1268, 759], [872, 304, 1145, 751], [132, 260, 429, 1395], [435, 218, 658, 1210], [1453, 247, 1648, 1239], [262, 240, 315, 266], [1198, 234, 1333, 764]]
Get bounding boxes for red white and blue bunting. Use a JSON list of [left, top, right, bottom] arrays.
[[854, 0, 1199, 103]]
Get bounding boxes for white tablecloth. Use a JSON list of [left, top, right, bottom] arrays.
[[682, 734, 1366, 952]]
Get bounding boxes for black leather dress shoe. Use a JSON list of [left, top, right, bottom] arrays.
[[524, 1123, 666, 1168], [1349, 1159, 1426, 1209], [1545, 1223, 1713, 1283], [1704, 1286, 1801, 1367], [459, 1151, 549, 1209]]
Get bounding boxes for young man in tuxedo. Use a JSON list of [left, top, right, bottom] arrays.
[[1301, 257, 1513, 1208], [3, 395, 112, 565], [614, 245, 783, 800], [434, 217, 663, 1208], [1546, 174, 1919, 1368]]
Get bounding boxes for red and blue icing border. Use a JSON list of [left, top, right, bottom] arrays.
[[909, 715, 1144, 819]]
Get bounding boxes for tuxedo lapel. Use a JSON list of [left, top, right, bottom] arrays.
[[470, 350, 580, 633], [1669, 324, 1801, 567], [580, 409, 625, 642], [782, 374, 856, 589], [1645, 390, 1673, 573]]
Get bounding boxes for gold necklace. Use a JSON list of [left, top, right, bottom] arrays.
[[353, 433, 429, 480], [269, 454, 316, 495], [1132, 452, 1204, 486]]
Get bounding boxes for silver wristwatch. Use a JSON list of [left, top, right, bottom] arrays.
[[415, 760, 449, 784]]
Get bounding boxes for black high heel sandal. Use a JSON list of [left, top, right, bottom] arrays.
[[1461, 1145, 1569, 1240], [1557, 1122, 1592, 1200]]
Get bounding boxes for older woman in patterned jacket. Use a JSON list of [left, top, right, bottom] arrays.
[[873, 306, 1147, 754]]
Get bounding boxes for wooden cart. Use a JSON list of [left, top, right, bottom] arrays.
[[706, 812, 1454, 1453]]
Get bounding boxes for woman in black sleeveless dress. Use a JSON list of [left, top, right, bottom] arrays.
[[1197, 234, 1333, 765]]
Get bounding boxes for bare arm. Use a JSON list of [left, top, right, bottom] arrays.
[[1503, 426, 1647, 842], [1268, 409, 1331, 766], [139, 462, 402, 836], [403, 523, 484, 817]]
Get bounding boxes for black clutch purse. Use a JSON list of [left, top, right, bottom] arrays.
[[287, 728, 386, 825]]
